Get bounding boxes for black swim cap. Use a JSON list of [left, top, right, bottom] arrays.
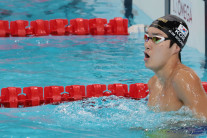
[[149, 14, 189, 50]]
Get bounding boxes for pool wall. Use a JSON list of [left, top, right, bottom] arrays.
[[133, 0, 205, 56]]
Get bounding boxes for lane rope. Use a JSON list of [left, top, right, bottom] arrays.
[[0, 17, 129, 37], [1, 82, 207, 108]]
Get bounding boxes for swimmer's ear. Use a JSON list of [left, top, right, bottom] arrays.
[[172, 43, 180, 54]]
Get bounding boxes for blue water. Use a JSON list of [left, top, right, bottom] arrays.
[[0, 0, 207, 137]]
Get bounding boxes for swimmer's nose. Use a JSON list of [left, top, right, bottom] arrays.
[[144, 40, 152, 50]]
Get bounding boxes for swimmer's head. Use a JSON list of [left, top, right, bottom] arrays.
[[149, 14, 189, 50], [144, 15, 189, 70]]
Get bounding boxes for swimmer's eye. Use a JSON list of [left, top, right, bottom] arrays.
[[144, 34, 170, 44]]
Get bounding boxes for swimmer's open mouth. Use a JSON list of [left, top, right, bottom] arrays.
[[144, 52, 150, 58]]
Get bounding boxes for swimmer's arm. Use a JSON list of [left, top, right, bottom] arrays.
[[173, 70, 207, 119]]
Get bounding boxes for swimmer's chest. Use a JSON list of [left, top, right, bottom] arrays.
[[148, 84, 183, 111]]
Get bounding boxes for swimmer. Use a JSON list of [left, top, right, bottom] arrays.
[[144, 14, 207, 119]]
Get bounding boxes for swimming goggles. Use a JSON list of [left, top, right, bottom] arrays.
[[144, 33, 170, 44]]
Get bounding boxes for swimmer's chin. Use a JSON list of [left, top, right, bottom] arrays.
[[144, 63, 150, 68], [144, 64, 153, 70]]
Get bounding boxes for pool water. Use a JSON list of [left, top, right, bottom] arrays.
[[0, 0, 207, 137]]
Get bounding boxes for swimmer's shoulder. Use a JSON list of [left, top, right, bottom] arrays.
[[172, 64, 203, 96], [172, 64, 207, 117], [172, 64, 200, 83]]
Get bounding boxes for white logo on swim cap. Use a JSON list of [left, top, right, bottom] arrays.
[[177, 24, 188, 37]]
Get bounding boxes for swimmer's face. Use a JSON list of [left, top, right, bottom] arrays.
[[144, 27, 176, 71]]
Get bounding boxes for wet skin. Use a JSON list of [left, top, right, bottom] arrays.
[[145, 27, 207, 119]]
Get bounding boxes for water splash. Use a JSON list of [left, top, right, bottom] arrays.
[[53, 96, 206, 130], [0, 96, 206, 137]]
